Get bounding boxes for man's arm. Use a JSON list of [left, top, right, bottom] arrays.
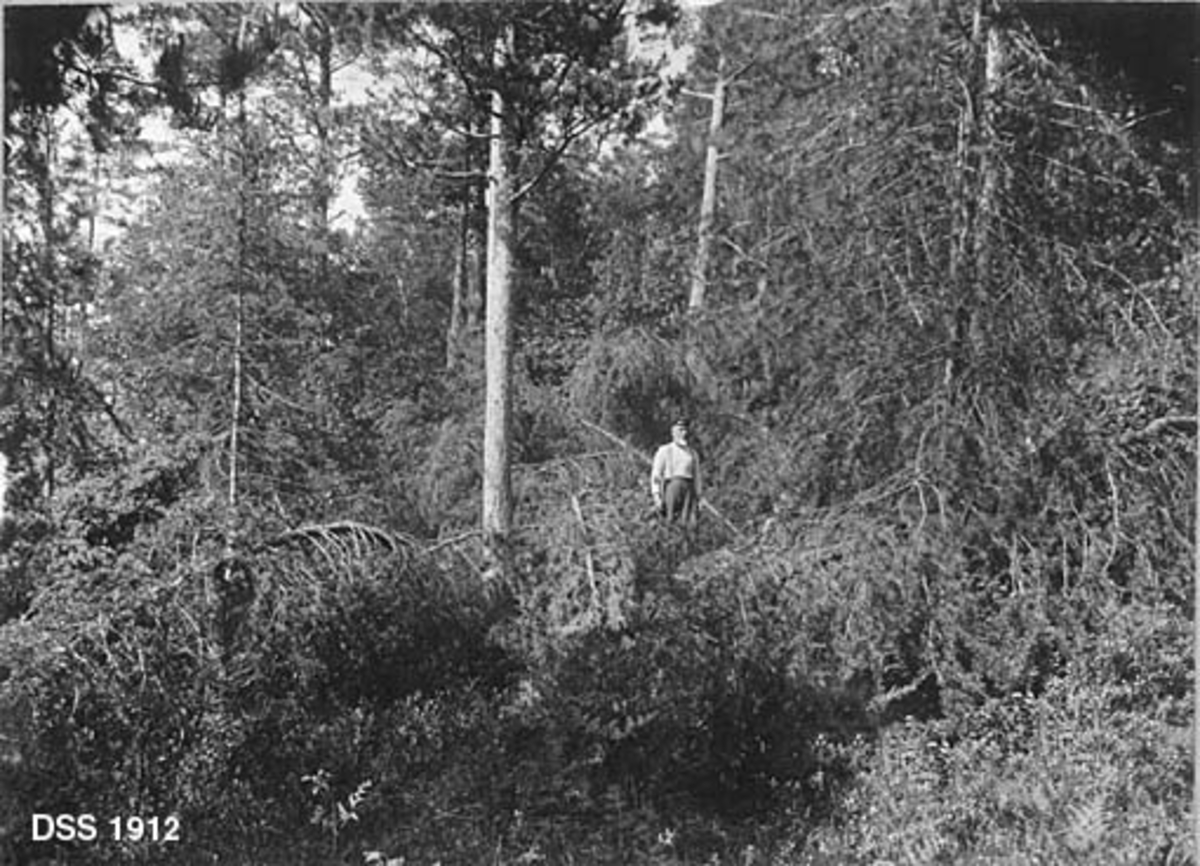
[[650, 447, 665, 506]]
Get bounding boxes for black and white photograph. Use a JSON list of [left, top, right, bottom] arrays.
[[1, 0, 1197, 862]]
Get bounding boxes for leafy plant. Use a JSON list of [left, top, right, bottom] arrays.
[[304, 770, 375, 860]]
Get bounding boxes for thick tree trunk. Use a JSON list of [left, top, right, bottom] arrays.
[[688, 55, 726, 313], [482, 26, 514, 575]]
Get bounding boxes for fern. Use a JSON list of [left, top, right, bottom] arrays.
[[1063, 794, 1109, 855]]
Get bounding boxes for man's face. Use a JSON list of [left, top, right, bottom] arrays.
[[672, 425, 688, 445]]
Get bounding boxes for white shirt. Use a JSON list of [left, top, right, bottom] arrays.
[[650, 442, 701, 501]]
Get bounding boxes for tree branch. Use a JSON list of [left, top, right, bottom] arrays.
[[513, 114, 606, 204], [1119, 414, 1196, 446], [424, 529, 485, 554], [576, 416, 652, 465], [571, 493, 599, 602], [268, 520, 416, 552]]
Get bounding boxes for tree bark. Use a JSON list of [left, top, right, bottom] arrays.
[[37, 110, 58, 501], [482, 25, 515, 574], [945, 0, 1003, 386], [228, 86, 250, 560], [688, 54, 726, 313], [972, 7, 1004, 348], [313, 7, 333, 282]]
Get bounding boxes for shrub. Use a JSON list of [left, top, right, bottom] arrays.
[[791, 601, 1192, 865], [568, 327, 699, 450]]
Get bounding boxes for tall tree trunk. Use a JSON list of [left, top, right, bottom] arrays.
[[689, 54, 726, 313], [37, 110, 58, 502], [228, 89, 249, 559], [312, 6, 333, 284], [945, 0, 996, 387], [482, 25, 514, 576], [972, 7, 1004, 332], [945, 86, 972, 387]]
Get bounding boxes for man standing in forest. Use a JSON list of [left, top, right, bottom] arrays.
[[650, 418, 702, 527]]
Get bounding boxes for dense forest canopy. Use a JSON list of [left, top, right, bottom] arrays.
[[1, 1, 1196, 863]]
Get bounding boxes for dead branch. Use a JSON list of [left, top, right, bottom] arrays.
[[424, 529, 485, 555], [575, 416, 653, 465], [268, 520, 414, 553], [570, 494, 600, 602], [1119, 414, 1196, 446], [701, 499, 748, 542]]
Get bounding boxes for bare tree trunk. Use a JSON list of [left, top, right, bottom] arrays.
[[689, 54, 726, 313], [944, 0, 991, 387], [38, 110, 58, 501], [482, 25, 515, 575], [972, 6, 1004, 348], [312, 6, 333, 282], [228, 88, 249, 558], [229, 288, 244, 524], [945, 83, 972, 388]]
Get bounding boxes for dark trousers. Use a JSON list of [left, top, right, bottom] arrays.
[[662, 477, 698, 526]]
